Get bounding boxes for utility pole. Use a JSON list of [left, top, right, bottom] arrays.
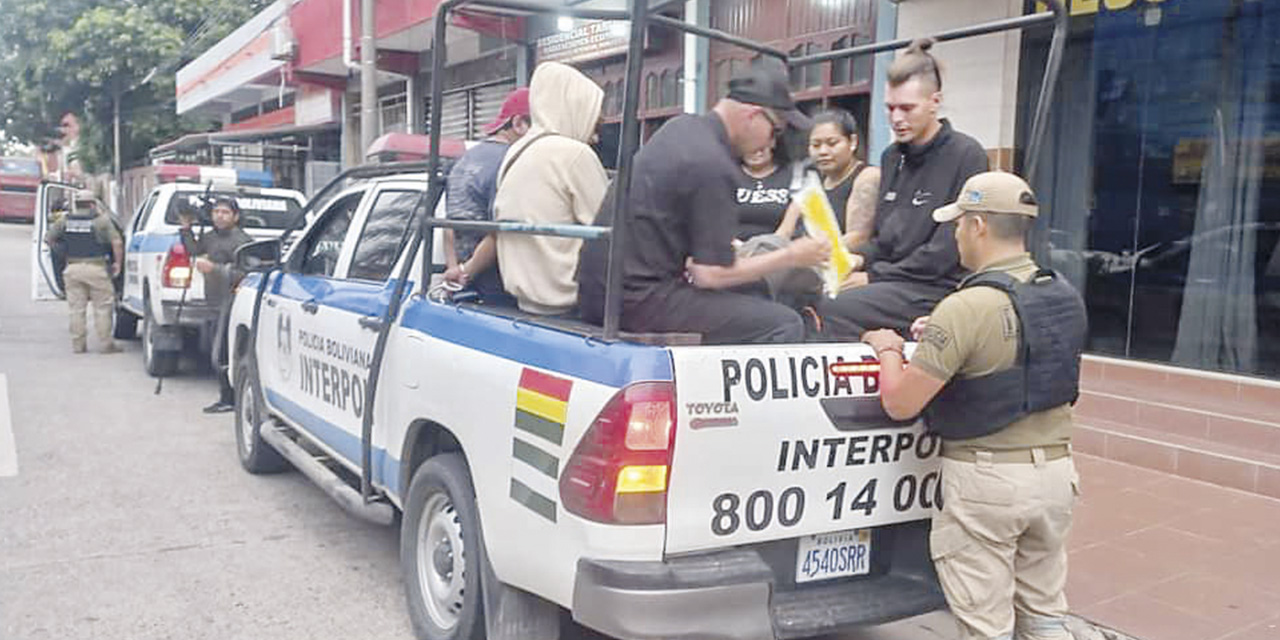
[[111, 68, 156, 215], [113, 84, 122, 213], [359, 0, 378, 156]]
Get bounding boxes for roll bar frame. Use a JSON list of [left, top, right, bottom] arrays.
[[417, 0, 1068, 339], [354, 0, 1070, 501]]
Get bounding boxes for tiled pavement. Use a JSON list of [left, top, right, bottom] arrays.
[[1067, 454, 1280, 640]]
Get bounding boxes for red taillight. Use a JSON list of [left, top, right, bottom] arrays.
[[559, 382, 676, 525], [162, 241, 192, 288]]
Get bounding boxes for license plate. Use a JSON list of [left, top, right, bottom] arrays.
[[795, 528, 872, 583]]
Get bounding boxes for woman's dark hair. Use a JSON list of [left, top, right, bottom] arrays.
[[887, 38, 942, 91], [770, 129, 796, 166], [810, 109, 860, 140]]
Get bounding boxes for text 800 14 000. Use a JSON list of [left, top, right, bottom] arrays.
[[709, 470, 942, 537]]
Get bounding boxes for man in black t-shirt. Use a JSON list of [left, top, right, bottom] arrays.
[[579, 63, 828, 344]]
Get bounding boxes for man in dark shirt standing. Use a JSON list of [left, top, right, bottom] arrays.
[[441, 87, 530, 304], [580, 63, 828, 344], [180, 196, 252, 413], [818, 39, 988, 339]]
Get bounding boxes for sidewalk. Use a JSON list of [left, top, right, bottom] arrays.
[[1067, 453, 1280, 640]]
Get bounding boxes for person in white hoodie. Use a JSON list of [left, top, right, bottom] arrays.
[[492, 62, 609, 315]]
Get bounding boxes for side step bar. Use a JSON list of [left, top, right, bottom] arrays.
[[260, 423, 396, 526]]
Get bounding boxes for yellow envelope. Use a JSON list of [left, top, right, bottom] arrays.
[[795, 173, 854, 298]]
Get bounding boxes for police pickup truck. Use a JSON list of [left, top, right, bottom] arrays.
[[226, 165, 945, 640], [118, 165, 305, 376]]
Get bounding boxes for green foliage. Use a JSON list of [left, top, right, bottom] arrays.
[[0, 0, 271, 171]]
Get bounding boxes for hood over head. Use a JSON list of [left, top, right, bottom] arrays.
[[528, 62, 604, 143]]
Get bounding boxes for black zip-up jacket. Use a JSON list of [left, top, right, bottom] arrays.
[[855, 119, 988, 291], [181, 225, 253, 306]]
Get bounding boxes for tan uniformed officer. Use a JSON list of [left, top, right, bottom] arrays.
[[862, 172, 1087, 640], [45, 190, 124, 354]]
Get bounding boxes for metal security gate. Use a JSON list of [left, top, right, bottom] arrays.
[[423, 79, 517, 140], [472, 80, 517, 137]]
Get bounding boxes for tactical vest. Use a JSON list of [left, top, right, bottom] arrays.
[[63, 214, 109, 260], [922, 268, 1088, 441]]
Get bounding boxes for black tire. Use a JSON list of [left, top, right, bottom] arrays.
[[234, 359, 289, 474], [142, 301, 179, 377], [113, 304, 138, 340], [402, 454, 486, 640]]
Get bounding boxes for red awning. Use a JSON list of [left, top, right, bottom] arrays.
[[365, 132, 468, 161]]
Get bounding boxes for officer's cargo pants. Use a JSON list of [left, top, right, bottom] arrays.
[[63, 261, 114, 351], [931, 453, 1078, 640]]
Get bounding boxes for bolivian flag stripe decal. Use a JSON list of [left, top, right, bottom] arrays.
[[514, 368, 571, 446], [510, 368, 573, 522], [513, 438, 559, 479], [510, 479, 557, 522]]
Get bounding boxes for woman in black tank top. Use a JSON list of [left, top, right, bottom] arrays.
[[734, 139, 792, 241], [776, 109, 881, 249]]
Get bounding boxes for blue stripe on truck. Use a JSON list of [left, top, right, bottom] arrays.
[[259, 273, 673, 389], [398, 297, 673, 389], [130, 232, 181, 253]]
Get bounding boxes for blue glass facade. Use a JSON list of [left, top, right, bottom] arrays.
[[1021, 0, 1280, 378]]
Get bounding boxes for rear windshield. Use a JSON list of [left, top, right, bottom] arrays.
[[164, 191, 303, 230], [0, 157, 41, 177]]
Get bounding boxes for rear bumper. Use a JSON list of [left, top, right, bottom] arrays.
[[572, 520, 946, 640], [159, 299, 220, 327], [148, 300, 221, 353]]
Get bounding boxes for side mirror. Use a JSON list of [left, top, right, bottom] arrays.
[[236, 239, 282, 272]]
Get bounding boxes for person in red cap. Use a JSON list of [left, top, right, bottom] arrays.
[[442, 87, 531, 304]]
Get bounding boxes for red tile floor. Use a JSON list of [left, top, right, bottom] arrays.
[[1067, 454, 1280, 640]]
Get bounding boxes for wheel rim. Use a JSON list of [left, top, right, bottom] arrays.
[[416, 492, 466, 630], [237, 377, 256, 460]]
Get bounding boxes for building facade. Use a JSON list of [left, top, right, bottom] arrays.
[[1016, 0, 1280, 380], [185, 0, 1280, 385]]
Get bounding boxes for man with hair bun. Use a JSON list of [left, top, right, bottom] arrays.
[[819, 38, 989, 338]]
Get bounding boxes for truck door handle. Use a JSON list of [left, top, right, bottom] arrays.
[[359, 315, 384, 332], [300, 299, 319, 314], [266, 298, 277, 307]]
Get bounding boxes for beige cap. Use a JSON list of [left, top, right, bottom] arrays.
[[932, 171, 1038, 223]]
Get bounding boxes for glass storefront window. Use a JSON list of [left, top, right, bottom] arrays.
[[1020, 0, 1280, 378]]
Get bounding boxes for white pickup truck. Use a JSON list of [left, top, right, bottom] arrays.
[[226, 167, 945, 640]]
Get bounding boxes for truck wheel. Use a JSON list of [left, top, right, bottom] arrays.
[[113, 304, 138, 340], [402, 454, 486, 640], [234, 360, 288, 474], [142, 303, 178, 377]]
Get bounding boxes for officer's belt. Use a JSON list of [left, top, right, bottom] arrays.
[[942, 443, 1071, 464], [65, 257, 105, 265]]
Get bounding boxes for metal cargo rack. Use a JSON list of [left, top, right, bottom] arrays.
[[356, 0, 1070, 499]]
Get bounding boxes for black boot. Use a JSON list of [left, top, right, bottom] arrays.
[[204, 376, 236, 413]]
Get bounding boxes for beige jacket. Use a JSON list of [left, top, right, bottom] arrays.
[[494, 62, 608, 315]]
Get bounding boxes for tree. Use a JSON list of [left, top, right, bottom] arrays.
[[0, 0, 271, 172]]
